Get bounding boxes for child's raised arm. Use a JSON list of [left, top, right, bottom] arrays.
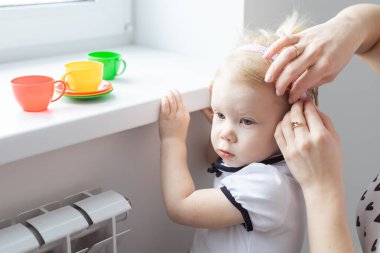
[[159, 90, 243, 228]]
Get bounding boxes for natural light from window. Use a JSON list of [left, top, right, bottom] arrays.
[[0, 0, 131, 62], [0, 0, 91, 7]]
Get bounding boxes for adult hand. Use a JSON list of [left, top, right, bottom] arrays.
[[263, 16, 363, 103], [159, 90, 190, 141], [275, 100, 356, 253], [274, 99, 343, 191]]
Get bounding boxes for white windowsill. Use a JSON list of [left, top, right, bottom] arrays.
[[0, 46, 217, 166]]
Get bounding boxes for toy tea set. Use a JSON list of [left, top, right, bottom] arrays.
[[11, 51, 127, 112]]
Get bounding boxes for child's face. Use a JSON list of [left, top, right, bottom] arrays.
[[211, 71, 289, 167]]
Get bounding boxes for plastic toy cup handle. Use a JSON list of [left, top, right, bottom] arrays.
[[116, 59, 127, 76], [52, 80, 67, 102], [61, 72, 72, 90]]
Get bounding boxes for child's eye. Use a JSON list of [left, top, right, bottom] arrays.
[[240, 118, 255, 126], [215, 112, 225, 119]]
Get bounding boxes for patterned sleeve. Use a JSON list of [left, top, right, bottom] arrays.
[[220, 163, 291, 232]]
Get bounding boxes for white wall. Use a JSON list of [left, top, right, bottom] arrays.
[[0, 112, 212, 252], [134, 0, 245, 60]]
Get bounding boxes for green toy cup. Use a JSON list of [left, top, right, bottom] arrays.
[[88, 51, 127, 80]]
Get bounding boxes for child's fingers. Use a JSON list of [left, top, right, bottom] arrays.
[[160, 96, 170, 118], [168, 90, 178, 114], [201, 108, 213, 124], [173, 89, 185, 111], [209, 81, 213, 95]]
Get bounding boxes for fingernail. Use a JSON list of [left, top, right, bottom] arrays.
[[161, 98, 166, 111], [276, 89, 281, 96], [265, 74, 273, 83], [288, 98, 293, 104]]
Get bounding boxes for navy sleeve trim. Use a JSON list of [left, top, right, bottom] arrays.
[[220, 186, 253, 231]]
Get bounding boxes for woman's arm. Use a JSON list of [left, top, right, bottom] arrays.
[[264, 4, 380, 103], [275, 100, 355, 253], [345, 4, 380, 73]]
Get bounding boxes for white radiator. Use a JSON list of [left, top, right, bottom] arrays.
[[0, 189, 131, 253]]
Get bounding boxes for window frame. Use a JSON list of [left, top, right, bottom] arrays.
[[0, 0, 89, 7], [0, 0, 132, 54]]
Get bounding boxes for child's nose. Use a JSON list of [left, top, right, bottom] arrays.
[[220, 125, 237, 143]]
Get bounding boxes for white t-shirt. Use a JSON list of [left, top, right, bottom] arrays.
[[191, 160, 306, 253], [356, 173, 380, 253]]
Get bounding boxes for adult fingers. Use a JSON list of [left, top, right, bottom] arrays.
[[280, 112, 296, 148], [318, 110, 340, 140], [274, 51, 317, 97], [265, 44, 303, 85], [289, 101, 309, 139], [288, 71, 319, 103], [319, 74, 337, 85], [303, 99, 326, 134], [288, 65, 324, 103], [274, 121, 288, 157], [263, 35, 299, 60]]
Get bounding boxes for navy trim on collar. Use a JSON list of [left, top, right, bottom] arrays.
[[260, 155, 284, 165], [207, 155, 284, 177]]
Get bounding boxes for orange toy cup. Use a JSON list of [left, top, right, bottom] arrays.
[[11, 75, 67, 112]]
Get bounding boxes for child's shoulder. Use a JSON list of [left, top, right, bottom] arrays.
[[235, 161, 293, 181]]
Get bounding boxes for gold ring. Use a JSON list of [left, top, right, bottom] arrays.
[[291, 121, 304, 128], [292, 45, 300, 57]]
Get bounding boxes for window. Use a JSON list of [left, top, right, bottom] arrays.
[[0, 0, 89, 7], [0, 0, 132, 60]]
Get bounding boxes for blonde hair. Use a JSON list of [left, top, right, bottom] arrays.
[[215, 12, 318, 105]]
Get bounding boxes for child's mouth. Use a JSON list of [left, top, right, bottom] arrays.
[[219, 150, 234, 159]]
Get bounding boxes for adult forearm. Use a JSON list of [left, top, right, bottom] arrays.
[[160, 139, 195, 220], [337, 4, 380, 55], [303, 184, 355, 253]]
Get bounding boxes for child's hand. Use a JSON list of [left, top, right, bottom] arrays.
[[159, 90, 190, 141], [200, 81, 213, 124], [201, 108, 213, 124]]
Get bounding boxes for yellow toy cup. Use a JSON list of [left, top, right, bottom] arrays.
[[61, 61, 103, 92]]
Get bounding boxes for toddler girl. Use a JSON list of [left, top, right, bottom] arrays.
[[159, 14, 317, 253]]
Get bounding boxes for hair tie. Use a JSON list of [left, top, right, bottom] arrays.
[[236, 44, 278, 61]]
